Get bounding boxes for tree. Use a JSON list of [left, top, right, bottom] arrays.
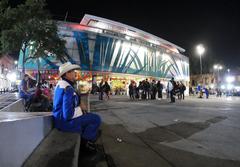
[[0, 0, 66, 76]]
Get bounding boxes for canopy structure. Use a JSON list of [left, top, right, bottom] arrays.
[[80, 14, 185, 53], [18, 53, 59, 71]]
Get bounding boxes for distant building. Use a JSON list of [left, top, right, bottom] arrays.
[[0, 55, 15, 89], [190, 74, 216, 87], [18, 14, 190, 93]]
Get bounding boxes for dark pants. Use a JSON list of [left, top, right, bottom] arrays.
[[56, 113, 101, 141], [99, 91, 103, 100], [158, 90, 162, 98], [78, 113, 101, 141], [146, 90, 150, 99], [170, 90, 175, 102], [180, 92, 185, 100]]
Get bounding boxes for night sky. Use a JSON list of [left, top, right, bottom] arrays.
[[9, 0, 240, 73]]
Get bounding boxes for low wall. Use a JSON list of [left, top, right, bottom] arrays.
[[0, 114, 53, 167], [0, 99, 25, 112]]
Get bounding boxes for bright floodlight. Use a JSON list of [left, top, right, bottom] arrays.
[[6, 72, 17, 82], [14, 60, 18, 65], [210, 84, 214, 89], [196, 44, 205, 55], [227, 84, 234, 90], [226, 76, 235, 83], [213, 64, 223, 70]]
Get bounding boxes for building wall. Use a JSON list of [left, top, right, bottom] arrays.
[[61, 29, 189, 81], [190, 74, 216, 87], [19, 22, 190, 83]]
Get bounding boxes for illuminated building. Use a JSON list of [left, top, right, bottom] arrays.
[[19, 14, 189, 93]]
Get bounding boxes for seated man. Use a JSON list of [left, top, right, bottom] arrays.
[[53, 62, 101, 153]]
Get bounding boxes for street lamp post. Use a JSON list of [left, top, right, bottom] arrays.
[[196, 44, 205, 83], [213, 64, 223, 87]]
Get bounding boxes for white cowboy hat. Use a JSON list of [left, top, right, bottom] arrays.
[[59, 62, 80, 77]]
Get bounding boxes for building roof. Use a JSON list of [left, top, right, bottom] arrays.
[[80, 14, 185, 53]]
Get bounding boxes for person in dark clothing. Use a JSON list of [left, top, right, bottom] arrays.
[[156, 81, 163, 99], [168, 77, 176, 103], [104, 81, 111, 100], [99, 80, 104, 100], [145, 79, 150, 99], [150, 80, 157, 99], [179, 82, 186, 100]]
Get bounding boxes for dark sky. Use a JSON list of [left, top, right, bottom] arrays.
[[10, 0, 240, 72]]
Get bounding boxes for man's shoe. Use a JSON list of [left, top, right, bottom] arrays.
[[80, 141, 97, 154], [96, 129, 102, 140]]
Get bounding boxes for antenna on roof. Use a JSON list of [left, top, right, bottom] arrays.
[[64, 11, 68, 22]]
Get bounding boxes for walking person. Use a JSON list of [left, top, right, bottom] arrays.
[[179, 82, 186, 100], [53, 62, 101, 153]]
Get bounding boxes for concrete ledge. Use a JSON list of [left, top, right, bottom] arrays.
[[0, 115, 52, 167], [23, 129, 80, 167]]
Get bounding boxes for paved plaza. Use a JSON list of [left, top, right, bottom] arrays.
[[1, 94, 240, 167], [91, 95, 240, 167], [0, 93, 19, 111]]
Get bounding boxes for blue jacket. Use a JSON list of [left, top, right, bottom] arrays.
[[53, 79, 83, 132]]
